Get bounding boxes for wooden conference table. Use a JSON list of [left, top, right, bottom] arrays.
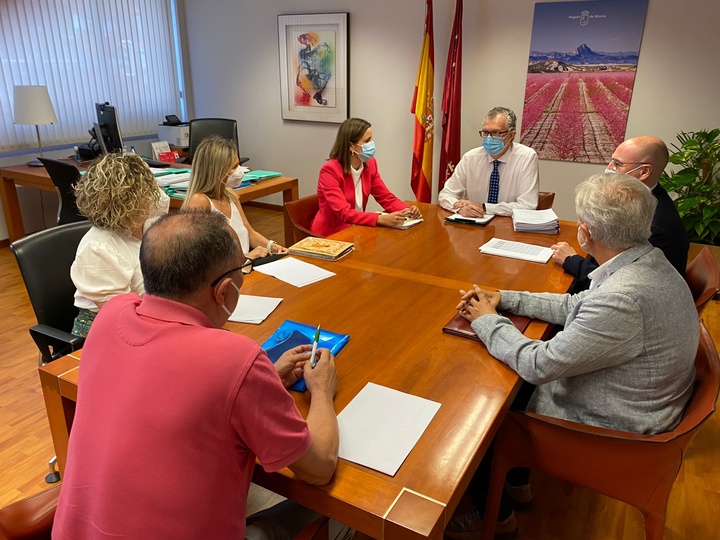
[[39, 203, 579, 540], [0, 161, 299, 246]]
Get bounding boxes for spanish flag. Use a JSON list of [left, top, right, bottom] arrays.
[[410, 0, 434, 203]]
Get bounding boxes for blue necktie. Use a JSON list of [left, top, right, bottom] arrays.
[[488, 160, 500, 204]]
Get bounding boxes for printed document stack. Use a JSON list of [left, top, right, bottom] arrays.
[[512, 208, 559, 234]]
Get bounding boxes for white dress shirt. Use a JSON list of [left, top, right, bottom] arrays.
[[438, 142, 539, 216]]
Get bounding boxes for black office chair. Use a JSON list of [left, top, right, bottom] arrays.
[[37, 158, 87, 225], [10, 221, 92, 366], [186, 118, 249, 165]]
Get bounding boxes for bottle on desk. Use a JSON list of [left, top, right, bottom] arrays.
[[129, 146, 136, 154]]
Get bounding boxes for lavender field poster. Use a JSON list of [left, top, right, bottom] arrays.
[[520, 0, 648, 163]]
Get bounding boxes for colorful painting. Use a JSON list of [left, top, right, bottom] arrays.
[[278, 13, 348, 123], [520, 0, 648, 163]]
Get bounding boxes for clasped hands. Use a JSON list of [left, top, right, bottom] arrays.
[[377, 205, 422, 228], [274, 344, 338, 395], [456, 284, 501, 322], [453, 199, 485, 218]]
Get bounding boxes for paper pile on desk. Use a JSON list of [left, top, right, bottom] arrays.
[[512, 208, 559, 234], [254, 257, 335, 287], [337, 383, 441, 476]]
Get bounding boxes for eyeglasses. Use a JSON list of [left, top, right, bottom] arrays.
[[479, 130, 510, 139], [210, 258, 253, 287], [608, 158, 648, 170]]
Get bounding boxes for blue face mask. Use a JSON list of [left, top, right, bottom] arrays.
[[356, 141, 376, 162], [483, 136, 506, 156]]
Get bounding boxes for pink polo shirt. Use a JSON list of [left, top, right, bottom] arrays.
[[53, 294, 311, 539]]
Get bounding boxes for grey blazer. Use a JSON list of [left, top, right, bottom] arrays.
[[471, 243, 698, 434]]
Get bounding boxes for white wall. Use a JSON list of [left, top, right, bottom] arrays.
[[2, 0, 719, 240], [181, 0, 720, 221]]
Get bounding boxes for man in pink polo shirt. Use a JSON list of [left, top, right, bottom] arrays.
[[53, 211, 340, 539]]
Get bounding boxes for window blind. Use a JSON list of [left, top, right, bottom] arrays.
[[0, 0, 183, 152]]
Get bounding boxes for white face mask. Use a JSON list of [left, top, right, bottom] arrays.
[[226, 165, 245, 188], [577, 226, 591, 253], [221, 280, 241, 317]]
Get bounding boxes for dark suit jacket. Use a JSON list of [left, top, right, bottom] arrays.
[[563, 184, 689, 292]]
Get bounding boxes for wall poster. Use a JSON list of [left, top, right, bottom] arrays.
[[278, 13, 348, 123], [520, 0, 648, 163]]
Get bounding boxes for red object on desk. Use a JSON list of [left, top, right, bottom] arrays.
[[158, 151, 179, 163]]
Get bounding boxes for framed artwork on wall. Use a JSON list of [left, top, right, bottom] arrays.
[[278, 13, 348, 123]]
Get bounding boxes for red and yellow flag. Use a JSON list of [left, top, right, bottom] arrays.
[[439, 0, 463, 192], [410, 0, 434, 203]]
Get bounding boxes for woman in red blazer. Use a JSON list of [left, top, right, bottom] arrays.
[[310, 118, 422, 237]]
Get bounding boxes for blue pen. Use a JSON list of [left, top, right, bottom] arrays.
[[310, 324, 321, 368]]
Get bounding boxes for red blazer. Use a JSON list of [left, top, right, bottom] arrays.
[[310, 158, 408, 237]]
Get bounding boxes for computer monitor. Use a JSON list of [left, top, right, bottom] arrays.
[[95, 102, 124, 153]]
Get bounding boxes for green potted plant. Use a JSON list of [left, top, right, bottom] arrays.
[[660, 129, 720, 245]]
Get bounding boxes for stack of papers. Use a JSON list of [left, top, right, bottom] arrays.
[[512, 208, 559, 234], [227, 294, 282, 324], [154, 170, 191, 187], [338, 383, 441, 476], [254, 256, 335, 287], [479, 238, 553, 263]]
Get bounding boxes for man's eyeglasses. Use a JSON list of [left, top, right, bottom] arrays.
[[210, 258, 253, 287], [608, 158, 648, 170], [479, 130, 510, 139]]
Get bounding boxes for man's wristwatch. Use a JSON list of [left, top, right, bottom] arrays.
[[482, 203, 487, 212]]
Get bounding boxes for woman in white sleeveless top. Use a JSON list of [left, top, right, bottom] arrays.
[[183, 136, 288, 259]]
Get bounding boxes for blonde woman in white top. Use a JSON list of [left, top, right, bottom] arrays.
[[183, 135, 288, 258], [71, 153, 168, 337]]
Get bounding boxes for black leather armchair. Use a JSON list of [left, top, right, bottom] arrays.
[[11, 221, 92, 365], [37, 158, 87, 225], [186, 118, 249, 165]]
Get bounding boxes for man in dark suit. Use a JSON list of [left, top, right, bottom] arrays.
[[551, 136, 689, 291]]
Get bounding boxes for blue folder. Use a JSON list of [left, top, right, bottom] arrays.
[[262, 320, 350, 392]]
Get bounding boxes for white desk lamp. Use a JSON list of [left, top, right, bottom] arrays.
[[13, 85, 58, 167]]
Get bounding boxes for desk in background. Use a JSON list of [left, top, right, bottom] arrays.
[[39, 204, 579, 539], [0, 162, 299, 246]]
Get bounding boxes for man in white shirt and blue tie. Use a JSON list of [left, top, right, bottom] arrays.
[[438, 106, 539, 217]]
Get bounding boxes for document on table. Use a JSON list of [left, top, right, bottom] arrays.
[[228, 294, 282, 324], [153, 171, 191, 187], [511, 208, 559, 234], [338, 382, 441, 476], [479, 238, 553, 263], [254, 256, 335, 287]]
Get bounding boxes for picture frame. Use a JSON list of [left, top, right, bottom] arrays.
[[277, 13, 349, 123]]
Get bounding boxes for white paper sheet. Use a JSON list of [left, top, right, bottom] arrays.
[[337, 382, 441, 476], [228, 294, 282, 324], [479, 238, 553, 263], [254, 256, 335, 287]]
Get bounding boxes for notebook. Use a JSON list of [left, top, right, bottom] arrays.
[[479, 238, 553, 263], [442, 312, 531, 341], [378, 213, 424, 229], [288, 237, 354, 261], [445, 213, 495, 226]]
